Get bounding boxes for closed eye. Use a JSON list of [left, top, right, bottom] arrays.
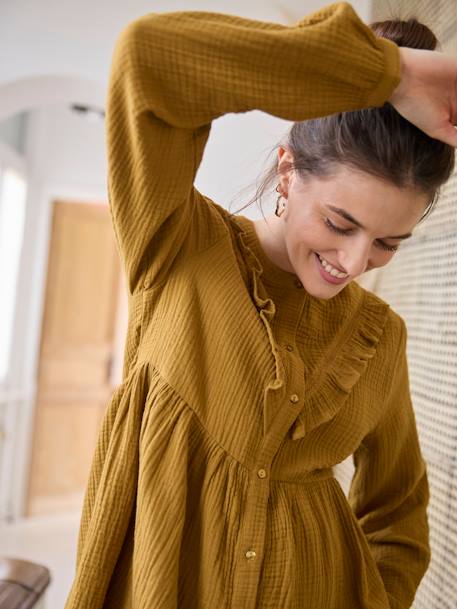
[[324, 218, 399, 253]]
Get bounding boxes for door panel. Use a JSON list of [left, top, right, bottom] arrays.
[[27, 200, 121, 516]]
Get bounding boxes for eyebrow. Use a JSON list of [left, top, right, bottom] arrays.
[[325, 204, 413, 240]]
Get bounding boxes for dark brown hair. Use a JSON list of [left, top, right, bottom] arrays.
[[229, 17, 455, 221]]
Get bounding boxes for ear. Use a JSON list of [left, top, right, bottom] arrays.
[[277, 146, 293, 163], [277, 146, 294, 195]]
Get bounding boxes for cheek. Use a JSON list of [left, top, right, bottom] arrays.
[[366, 249, 397, 272], [289, 220, 332, 252]]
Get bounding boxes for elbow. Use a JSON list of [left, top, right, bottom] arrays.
[[111, 13, 165, 74]]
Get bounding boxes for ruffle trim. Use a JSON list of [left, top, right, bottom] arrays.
[[230, 217, 286, 391], [229, 214, 391, 441], [290, 294, 390, 439]]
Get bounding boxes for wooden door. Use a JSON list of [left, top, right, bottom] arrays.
[[26, 200, 121, 516]]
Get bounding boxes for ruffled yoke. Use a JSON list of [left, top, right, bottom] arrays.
[[228, 213, 391, 440]]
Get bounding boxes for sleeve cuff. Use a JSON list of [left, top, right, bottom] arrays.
[[365, 36, 402, 108]]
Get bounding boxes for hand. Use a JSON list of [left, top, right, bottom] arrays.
[[388, 46, 457, 147]]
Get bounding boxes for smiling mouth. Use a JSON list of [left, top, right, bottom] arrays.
[[316, 253, 349, 278]]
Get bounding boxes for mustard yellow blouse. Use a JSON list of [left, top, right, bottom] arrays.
[[65, 3, 430, 608]]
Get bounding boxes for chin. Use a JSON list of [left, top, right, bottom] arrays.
[[303, 280, 349, 300]]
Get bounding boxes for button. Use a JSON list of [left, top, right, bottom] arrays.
[[289, 394, 299, 403], [245, 550, 256, 559], [294, 279, 303, 288], [285, 344, 293, 352], [257, 468, 267, 479]]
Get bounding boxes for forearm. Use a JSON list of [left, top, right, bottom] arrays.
[[349, 315, 431, 608], [110, 2, 401, 130], [359, 463, 430, 608]]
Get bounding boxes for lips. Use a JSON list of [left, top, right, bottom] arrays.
[[314, 252, 349, 285]]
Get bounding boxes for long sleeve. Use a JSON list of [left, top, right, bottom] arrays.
[[348, 316, 431, 609], [106, 1, 401, 294]]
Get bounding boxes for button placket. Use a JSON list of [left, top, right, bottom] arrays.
[[232, 462, 271, 606], [232, 282, 306, 609]]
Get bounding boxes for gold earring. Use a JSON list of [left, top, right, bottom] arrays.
[[275, 184, 286, 217]]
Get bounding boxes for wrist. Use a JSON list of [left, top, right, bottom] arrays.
[[388, 47, 411, 106]]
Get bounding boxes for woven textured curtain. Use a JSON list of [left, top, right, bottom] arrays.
[[333, 2, 457, 607]]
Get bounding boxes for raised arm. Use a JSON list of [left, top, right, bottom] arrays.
[[348, 315, 430, 609], [106, 2, 401, 293]]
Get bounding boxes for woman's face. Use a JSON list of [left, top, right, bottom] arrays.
[[275, 148, 430, 300]]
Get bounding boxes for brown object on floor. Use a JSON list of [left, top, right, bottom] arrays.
[[0, 557, 51, 608]]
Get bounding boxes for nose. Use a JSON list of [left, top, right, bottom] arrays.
[[339, 246, 370, 277]]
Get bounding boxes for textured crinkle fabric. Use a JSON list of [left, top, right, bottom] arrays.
[[64, 3, 430, 608]]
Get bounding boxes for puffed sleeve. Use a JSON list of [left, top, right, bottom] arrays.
[[348, 316, 431, 609], [106, 2, 401, 294]]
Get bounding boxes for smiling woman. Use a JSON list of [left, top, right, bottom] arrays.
[[250, 161, 430, 299]]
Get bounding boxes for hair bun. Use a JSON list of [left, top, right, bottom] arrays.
[[370, 18, 438, 51]]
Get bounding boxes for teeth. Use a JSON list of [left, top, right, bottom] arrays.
[[317, 254, 348, 279]]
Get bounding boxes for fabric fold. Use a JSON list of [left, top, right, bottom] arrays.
[[66, 361, 151, 608]]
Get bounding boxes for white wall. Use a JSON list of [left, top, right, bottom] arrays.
[[26, 105, 107, 192], [0, 113, 27, 154], [20, 101, 288, 216]]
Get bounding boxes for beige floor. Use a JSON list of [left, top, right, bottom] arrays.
[[0, 510, 81, 609]]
